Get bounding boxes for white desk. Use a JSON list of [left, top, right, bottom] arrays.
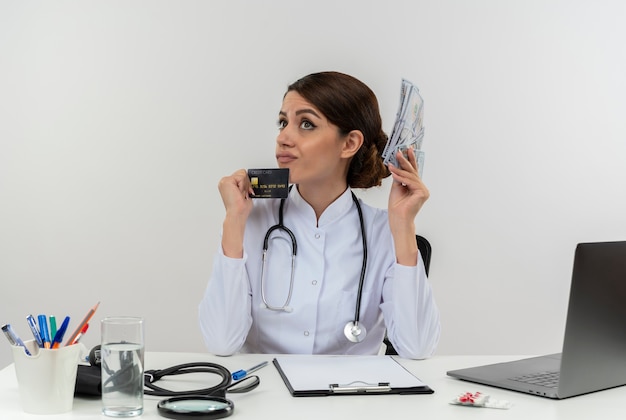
[[1, 352, 625, 419]]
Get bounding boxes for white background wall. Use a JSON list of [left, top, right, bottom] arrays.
[[1, 0, 625, 368]]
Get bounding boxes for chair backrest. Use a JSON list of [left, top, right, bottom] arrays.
[[384, 235, 432, 355], [416, 235, 431, 276]]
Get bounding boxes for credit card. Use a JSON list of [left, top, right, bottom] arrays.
[[247, 168, 289, 198]]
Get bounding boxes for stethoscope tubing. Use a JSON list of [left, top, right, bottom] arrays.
[[351, 190, 368, 327], [261, 198, 298, 311]]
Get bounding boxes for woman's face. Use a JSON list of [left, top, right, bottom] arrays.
[[276, 91, 349, 187]]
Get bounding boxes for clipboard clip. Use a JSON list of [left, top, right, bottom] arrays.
[[329, 381, 391, 394]]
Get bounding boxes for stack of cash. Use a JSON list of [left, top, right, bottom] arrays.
[[382, 79, 425, 178]]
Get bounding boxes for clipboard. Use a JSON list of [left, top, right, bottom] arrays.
[[273, 355, 434, 396]]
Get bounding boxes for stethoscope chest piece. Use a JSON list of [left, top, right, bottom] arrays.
[[157, 396, 234, 419], [344, 321, 367, 343]]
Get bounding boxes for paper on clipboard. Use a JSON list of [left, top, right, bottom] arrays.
[[273, 355, 433, 396]]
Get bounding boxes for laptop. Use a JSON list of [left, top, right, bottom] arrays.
[[447, 241, 626, 399]]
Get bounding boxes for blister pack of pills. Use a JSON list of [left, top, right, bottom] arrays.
[[450, 391, 513, 409]]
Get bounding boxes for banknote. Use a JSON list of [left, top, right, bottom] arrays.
[[398, 146, 425, 179], [382, 79, 426, 176]]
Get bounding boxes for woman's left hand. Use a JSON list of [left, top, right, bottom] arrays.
[[388, 148, 429, 222], [387, 148, 429, 264]]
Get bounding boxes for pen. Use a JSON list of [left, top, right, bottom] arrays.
[[26, 315, 44, 348], [38, 315, 51, 349], [51, 316, 71, 349], [2, 324, 32, 356], [232, 361, 269, 380], [65, 301, 100, 346]]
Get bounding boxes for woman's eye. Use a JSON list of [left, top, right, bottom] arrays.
[[277, 119, 287, 129], [300, 120, 315, 130]]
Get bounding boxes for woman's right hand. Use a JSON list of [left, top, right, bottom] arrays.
[[218, 169, 254, 258], [218, 169, 254, 218]]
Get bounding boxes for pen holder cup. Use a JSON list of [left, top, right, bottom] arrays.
[[11, 340, 82, 414]]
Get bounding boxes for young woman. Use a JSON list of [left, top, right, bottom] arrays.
[[199, 71, 440, 359]]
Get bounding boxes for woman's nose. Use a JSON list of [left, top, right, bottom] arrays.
[[276, 126, 293, 147]]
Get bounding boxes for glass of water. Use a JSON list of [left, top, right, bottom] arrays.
[[101, 317, 144, 417]]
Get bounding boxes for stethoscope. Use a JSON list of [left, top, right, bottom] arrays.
[[260, 189, 369, 343], [91, 344, 259, 419]]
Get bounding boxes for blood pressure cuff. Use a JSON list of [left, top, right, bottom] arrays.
[[75, 364, 102, 396]]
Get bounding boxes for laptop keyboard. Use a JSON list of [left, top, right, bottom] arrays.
[[509, 371, 560, 388]]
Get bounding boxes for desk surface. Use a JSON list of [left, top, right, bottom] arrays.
[[1, 352, 625, 419]]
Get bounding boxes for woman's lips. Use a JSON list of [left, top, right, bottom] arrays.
[[276, 153, 296, 164]]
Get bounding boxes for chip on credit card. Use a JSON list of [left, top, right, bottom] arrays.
[[248, 168, 289, 198]]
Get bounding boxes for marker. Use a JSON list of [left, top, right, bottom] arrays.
[[51, 316, 71, 349], [26, 315, 44, 348], [65, 301, 100, 346], [1, 324, 32, 356], [38, 315, 51, 349], [49, 315, 58, 339], [232, 361, 269, 380]]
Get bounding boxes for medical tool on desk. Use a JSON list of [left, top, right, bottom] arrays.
[[80, 345, 259, 419], [147, 362, 260, 419], [260, 190, 369, 343]]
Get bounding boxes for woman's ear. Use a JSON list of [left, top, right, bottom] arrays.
[[341, 130, 364, 159]]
